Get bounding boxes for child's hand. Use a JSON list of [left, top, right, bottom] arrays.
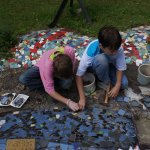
[[67, 99, 79, 111], [108, 85, 120, 98], [78, 99, 86, 110]]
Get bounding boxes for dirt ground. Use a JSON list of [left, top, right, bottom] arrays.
[[0, 64, 140, 114]]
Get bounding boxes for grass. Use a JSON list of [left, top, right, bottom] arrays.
[[0, 0, 150, 36], [0, 0, 150, 58]]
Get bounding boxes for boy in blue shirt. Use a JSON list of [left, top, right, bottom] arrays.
[[76, 26, 128, 110]]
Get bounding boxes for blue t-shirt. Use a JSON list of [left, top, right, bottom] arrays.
[[76, 39, 127, 76]]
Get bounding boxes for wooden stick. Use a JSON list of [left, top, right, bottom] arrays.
[[104, 83, 111, 104]]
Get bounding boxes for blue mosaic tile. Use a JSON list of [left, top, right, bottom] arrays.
[[143, 97, 150, 103], [118, 109, 126, 116], [124, 97, 130, 102], [130, 100, 141, 107], [0, 139, 6, 144], [0, 143, 6, 150], [0, 106, 138, 149]]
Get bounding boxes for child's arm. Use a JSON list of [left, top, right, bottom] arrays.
[[49, 90, 79, 111], [108, 70, 122, 97], [116, 70, 122, 87], [76, 75, 86, 110]]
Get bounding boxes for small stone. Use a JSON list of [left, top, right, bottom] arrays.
[[72, 113, 78, 116], [56, 114, 60, 119], [0, 120, 6, 126], [88, 116, 91, 120], [54, 107, 59, 110], [13, 111, 20, 115], [30, 124, 35, 127]]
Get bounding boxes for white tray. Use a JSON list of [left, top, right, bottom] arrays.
[[0, 93, 16, 106], [10, 94, 29, 108]]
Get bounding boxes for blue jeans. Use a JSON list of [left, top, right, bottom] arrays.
[[19, 66, 72, 90], [90, 54, 128, 89]]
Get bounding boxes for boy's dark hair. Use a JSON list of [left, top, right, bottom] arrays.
[[98, 26, 122, 51], [53, 54, 73, 79]]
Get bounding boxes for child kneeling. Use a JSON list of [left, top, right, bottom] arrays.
[[19, 46, 79, 111]]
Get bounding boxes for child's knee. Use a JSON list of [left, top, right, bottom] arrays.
[[19, 74, 27, 84], [94, 54, 109, 67]]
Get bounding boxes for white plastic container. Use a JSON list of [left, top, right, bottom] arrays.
[[137, 64, 150, 85], [83, 73, 96, 96], [11, 94, 29, 108]]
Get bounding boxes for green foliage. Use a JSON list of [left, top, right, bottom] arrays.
[[0, 27, 18, 59], [0, 0, 150, 36]]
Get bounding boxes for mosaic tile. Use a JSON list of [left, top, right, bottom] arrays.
[[0, 100, 139, 149], [1, 26, 150, 70]]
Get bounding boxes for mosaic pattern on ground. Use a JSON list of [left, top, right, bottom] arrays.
[[0, 103, 138, 149], [0, 26, 150, 70]]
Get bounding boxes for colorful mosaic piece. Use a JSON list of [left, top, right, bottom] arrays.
[[0, 28, 93, 70], [121, 26, 150, 65], [0, 26, 150, 70]]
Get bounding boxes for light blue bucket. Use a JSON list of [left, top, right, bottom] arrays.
[[137, 64, 150, 85]]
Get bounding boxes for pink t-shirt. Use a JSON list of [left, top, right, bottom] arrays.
[[35, 46, 76, 94]]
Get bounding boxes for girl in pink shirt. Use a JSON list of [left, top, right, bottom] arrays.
[[19, 46, 79, 111]]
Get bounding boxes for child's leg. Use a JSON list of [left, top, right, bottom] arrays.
[[19, 66, 44, 90], [109, 64, 128, 89], [91, 54, 110, 84], [55, 77, 73, 90]]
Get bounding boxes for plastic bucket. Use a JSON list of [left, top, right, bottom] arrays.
[[137, 64, 150, 85], [83, 73, 96, 95]]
